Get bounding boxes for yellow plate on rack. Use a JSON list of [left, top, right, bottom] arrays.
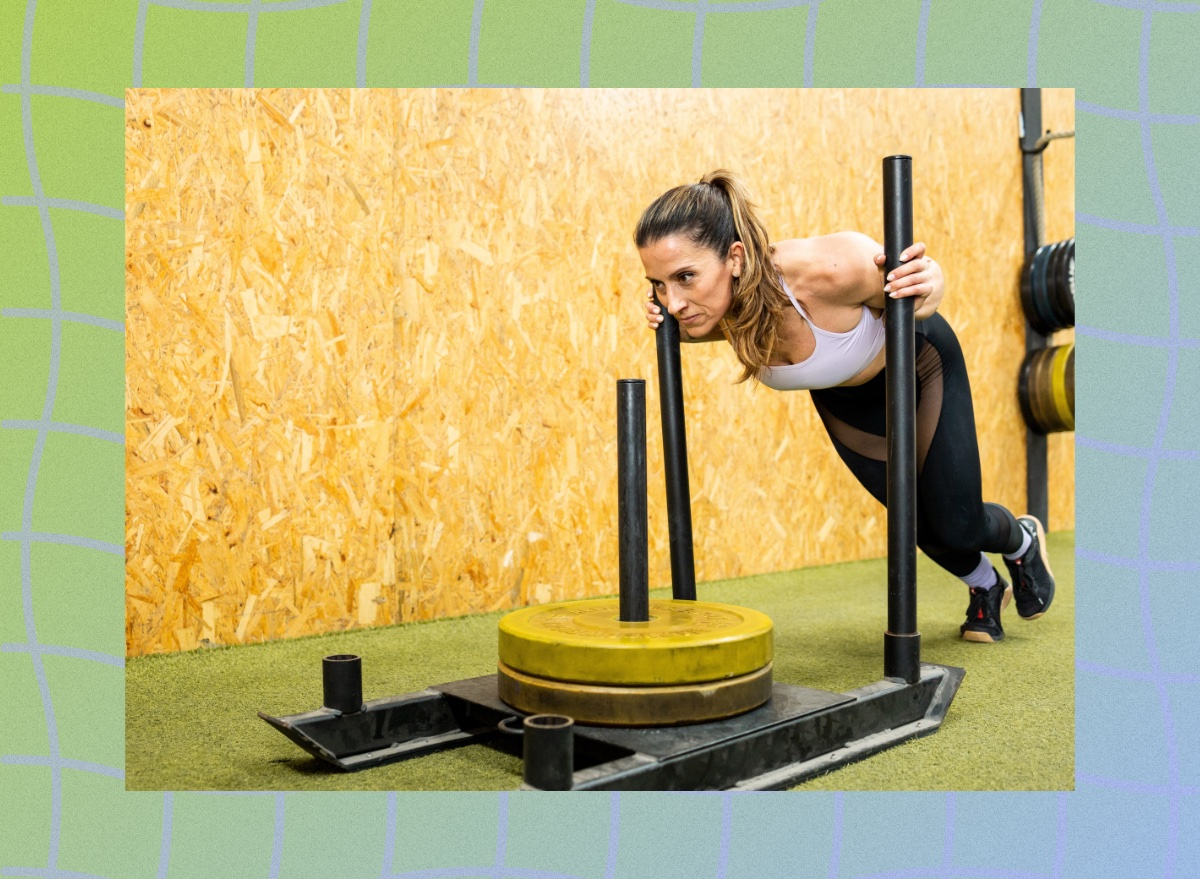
[[498, 598, 773, 686]]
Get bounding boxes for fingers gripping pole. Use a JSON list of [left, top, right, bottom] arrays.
[[652, 297, 697, 601], [883, 155, 921, 684]]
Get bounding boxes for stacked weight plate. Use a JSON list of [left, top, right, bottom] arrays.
[[1020, 237, 1074, 334], [1019, 341, 1075, 434], [494, 377, 775, 727], [1019, 236, 1075, 434], [497, 597, 774, 726]]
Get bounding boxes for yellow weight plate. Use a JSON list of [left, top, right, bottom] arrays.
[[497, 660, 774, 726], [1050, 343, 1075, 431], [1028, 347, 1051, 430], [498, 598, 773, 685]]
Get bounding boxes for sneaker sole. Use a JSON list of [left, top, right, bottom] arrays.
[[1017, 515, 1055, 620], [959, 585, 1011, 642]]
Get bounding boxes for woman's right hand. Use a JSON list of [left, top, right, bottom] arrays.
[[645, 289, 665, 330]]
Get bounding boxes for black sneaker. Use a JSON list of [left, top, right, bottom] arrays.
[[960, 572, 1011, 643], [1004, 515, 1056, 620]]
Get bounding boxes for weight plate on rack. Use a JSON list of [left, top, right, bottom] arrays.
[[498, 598, 774, 686], [497, 660, 774, 726]]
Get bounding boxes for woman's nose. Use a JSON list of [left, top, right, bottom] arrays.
[[663, 290, 686, 315]]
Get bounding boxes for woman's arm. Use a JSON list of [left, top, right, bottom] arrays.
[[788, 233, 944, 320]]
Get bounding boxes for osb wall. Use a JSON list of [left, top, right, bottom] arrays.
[[126, 91, 397, 653], [126, 89, 1074, 656]]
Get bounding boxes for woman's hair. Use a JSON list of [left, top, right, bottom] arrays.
[[634, 170, 786, 383]]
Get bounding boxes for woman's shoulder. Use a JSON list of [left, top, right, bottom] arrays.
[[774, 230, 878, 263], [769, 238, 815, 290], [769, 237, 809, 271], [773, 232, 873, 278], [774, 233, 884, 308]]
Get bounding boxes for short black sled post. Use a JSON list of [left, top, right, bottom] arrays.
[[258, 156, 964, 790]]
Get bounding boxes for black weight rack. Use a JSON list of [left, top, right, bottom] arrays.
[[1019, 87, 1076, 524]]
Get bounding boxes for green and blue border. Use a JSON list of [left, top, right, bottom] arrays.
[[3, 1, 1198, 877]]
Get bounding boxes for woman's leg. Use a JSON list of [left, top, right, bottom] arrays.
[[808, 315, 1052, 639], [906, 315, 1025, 567], [808, 314, 1024, 576]]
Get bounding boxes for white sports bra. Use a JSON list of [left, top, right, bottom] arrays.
[[758, 277, 885, 391]]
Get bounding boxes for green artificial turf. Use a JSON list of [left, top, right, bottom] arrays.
[[126, 532, 1074, 791]]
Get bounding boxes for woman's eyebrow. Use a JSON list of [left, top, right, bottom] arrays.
[[644, 266, 697, 282]]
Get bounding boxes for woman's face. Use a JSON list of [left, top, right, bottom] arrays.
[[639, 235, 743, 338]]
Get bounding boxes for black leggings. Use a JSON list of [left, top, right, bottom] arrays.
[[808, 313, 1022, 578]]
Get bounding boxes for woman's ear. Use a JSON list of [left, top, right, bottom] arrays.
[[728, 241, 745, 278]]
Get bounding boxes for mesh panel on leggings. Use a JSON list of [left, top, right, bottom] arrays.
[[812, 341, 944, 475]]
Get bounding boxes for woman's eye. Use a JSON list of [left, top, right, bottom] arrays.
[[679, 274, 693, 284]]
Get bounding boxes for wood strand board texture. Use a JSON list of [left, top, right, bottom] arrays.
[[126, 90, 397, 655], [126, 88, 1074, 656]]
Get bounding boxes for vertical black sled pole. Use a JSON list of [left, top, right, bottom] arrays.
[[652, 300, 697, 601], [883, 155, 921, 684], [617, 379, 650, 622], [1020, 87, 1050, 528]]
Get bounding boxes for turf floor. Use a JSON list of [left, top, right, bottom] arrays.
[[126, 532, 1073, 791]]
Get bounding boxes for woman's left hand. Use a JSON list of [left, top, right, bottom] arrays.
[[874, 242, 944, 319]]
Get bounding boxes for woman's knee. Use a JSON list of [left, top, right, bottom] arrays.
[[919, 516, 987, 556]]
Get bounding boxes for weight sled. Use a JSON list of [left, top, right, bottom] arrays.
[[258, 663, 963, 790]]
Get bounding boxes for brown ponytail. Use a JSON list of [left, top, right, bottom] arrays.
[[635, 170, 786, 383]]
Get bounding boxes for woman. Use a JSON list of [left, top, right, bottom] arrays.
[[637, 170, 1054, 642]]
